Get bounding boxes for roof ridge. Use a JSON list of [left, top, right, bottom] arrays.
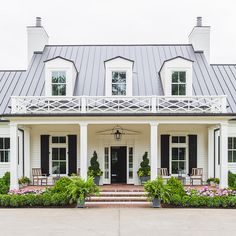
[[211, 64, 236, 66], [45, 44, 193, 47]]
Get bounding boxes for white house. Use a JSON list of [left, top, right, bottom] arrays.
[[0, 17, 235, 190]]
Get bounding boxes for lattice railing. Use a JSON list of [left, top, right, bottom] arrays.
[[11, 95, 227, 114]]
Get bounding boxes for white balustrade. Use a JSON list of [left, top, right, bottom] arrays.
[[10, 95, 227, 114]]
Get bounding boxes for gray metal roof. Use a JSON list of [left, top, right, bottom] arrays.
[[0, 44, 236, 114]]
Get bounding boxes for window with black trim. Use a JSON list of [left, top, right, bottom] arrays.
[[0, 138, 10, 162]]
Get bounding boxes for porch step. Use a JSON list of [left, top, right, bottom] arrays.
[[86, 189, 150, 208], [88, 196, 147, 202], [85, 201, 151, 208]]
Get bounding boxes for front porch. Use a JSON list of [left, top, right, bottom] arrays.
[[8, 116, 229, 190]]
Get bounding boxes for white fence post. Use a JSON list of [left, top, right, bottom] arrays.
[[81, 97, 86, 113], [151, 97, 156, 113]]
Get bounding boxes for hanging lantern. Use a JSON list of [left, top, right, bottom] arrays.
[[114, 129, 122, 141]]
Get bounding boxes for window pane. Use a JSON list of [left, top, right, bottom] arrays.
[[0, 151, 4, 162], [179, 84, 186, 95], [0, 138, 3, 149], [228, 138, 232, 149], [172, 148, 178, 160], [179, 148, 186, 160], [59, 148, 66, 160], [52, 72, 58, 83], [52, 162, 60, 174], [118, 72, 126, 83], [228, 150, 232, 162], [52, 148, 58, 160], [172, 136, 178, 143], [59, 137, 66, 143], [5, 138, 10, 149], [58, 84, 66, 96], [52, 137, 59, 143], [58, 71, 66, 83], [171, 84, 178, 95], [233, 151, 236, 162], [179, 136, 186, 143], [233, 138, 236, 149], [172, 72, 178, 83], [5, 151, 9, 162], [179, 161, 185, 171], [171, 162, 178, 174], [60, 162, 67, 174], [112, 72, 119, 83], [112, 84, 126, 95], [179, 72, 186, 82]]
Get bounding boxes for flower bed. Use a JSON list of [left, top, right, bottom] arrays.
[[8, 189, 45, 195]]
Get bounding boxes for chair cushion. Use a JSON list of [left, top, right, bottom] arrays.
[[190, 175, 202, 178]]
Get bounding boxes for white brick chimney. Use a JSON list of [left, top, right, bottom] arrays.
[[27, 17, 49, 64], [189, 17, 211, 62]]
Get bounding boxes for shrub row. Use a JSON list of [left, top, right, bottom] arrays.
[[166, 194, 236, 208], [0, 172, 10, 194], [0, 192, 72, 208]]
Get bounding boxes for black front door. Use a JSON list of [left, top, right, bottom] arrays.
[[111, 146, 127, 183]]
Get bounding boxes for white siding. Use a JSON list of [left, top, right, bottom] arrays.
[[0, 124, 10, 177], [228, 122, 236, 174]]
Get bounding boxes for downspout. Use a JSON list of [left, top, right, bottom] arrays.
[[213, 128, 220, 178], [18, 129, 25, 177]]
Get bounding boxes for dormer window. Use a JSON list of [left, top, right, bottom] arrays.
[[171, 71, 186, 96], [159, 56, 193, 96], [51, 71, 66, 96], [112, 71, 126, 95], [44, 56, 78, 97], [104, 56, 134, 96]]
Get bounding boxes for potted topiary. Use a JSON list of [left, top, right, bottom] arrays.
[[66, 176, 100, 208], [144, 177, 170, 208], [137, 152, 150, 184], [88, 151, 103, 185], [18, 176, 31, 187], [207, 177, 220, 187]]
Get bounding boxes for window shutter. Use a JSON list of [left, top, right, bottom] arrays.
[[188, 135, 197, 175], [68, 135, 77, 175], [161, 135, 170, 171], [40, 135, 50, 176]]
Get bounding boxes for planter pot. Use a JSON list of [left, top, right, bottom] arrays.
[[76, 198, 85, 208], [140, 176, 150, 185], [209, 181, 216, 187], [94, 176, 100, 185], [152, 198, 161, 208]]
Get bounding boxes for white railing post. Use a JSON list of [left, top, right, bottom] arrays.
[[81, 97, 86, 113], [11, 97, 16, 113], [151, 97, 156, 113], [221, 96, 227, 113]]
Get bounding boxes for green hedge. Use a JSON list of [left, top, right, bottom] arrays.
[[166, 194, 236, 208], [0, 192, 72, 208]]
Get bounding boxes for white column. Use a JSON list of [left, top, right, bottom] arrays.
[[10, 123, 19, 190], [80, 123, 88, 180], [24, 127, 31, 178], [219, 123, 228, 189], [208, 127, 215, 179], [150, 122, 158, 180]]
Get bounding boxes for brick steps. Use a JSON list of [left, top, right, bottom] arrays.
[[86, 188, 150, 208]]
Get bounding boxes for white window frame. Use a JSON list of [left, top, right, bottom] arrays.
[[50, 135, 68, 176], [159, 57, 193, 96], [169, 135, 189, 176], [105, 57, 133, 96], [45, 57, 77, 97], [0, 137, 10, 163], [171, 71, 187, 96], [51, 71, 67, 96], [228, 137, 236, 163]]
